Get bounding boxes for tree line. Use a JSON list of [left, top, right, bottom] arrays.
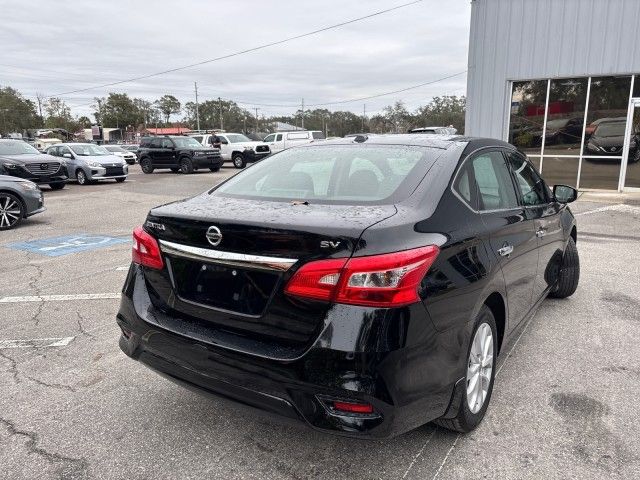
[[0, 86, 465, 138]]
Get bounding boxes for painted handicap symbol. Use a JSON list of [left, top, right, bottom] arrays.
[[5, 233, 130, 257]]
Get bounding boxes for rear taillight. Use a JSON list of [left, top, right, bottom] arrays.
[[284, 245, 439, 307], [332, 400, 374, 414], [132, 226, 164, 270]]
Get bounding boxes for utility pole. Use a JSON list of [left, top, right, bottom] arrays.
[[362, 104, 366, 132], [301, 98, 305, 129], [194, 82, 200, 131], [218, 97, 223, 130], [254, 107, 260, 132], [243, 114, 247, 134]]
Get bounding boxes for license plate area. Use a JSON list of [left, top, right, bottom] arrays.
[[168, 257, 280, 316]]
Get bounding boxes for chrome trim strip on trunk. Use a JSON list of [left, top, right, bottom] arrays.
[[158, 240, 298, 272]]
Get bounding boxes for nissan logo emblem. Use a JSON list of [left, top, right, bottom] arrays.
[[206, 226, 222, 246], [40, 163, 48, 170]]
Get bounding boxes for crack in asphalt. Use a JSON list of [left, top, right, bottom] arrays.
[[0, 350, 75, 392], [0, 350, 21, 384], [0, 417, 88, 479], [23, 374, 77, 393], [76, 311, 97, 340], [27, 263, 46, 326]]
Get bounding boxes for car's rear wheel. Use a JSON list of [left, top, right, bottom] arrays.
[[180, 158, 194, 174], [549, 237, 580, 298], [76, 169, 89, 185], [48, 183, 65, 190], [435, 305, 497, 433], [232, 153, 246, 169], [140, 158, 154, 174], [0, 192, 24, 230]]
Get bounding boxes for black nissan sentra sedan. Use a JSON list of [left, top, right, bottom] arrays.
[[117, 134, 580, 438]]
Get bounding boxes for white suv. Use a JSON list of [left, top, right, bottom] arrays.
[[190, 133, 270, 169], [263, 130, 325, 154]]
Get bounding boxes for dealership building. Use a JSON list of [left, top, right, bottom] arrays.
[[465, 0, 640, 191]]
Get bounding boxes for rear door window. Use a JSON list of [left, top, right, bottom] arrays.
[[470, 151, 519, 210]]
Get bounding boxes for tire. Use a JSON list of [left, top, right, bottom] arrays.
[[549, 237, 580, 298], [0, 192, 24, 230], [434, 305, 497, 433], [630, 149, 640, 164], [48, 183, 65, 190], [115, 177, 126, 183], [170, 167, 180, 173], [76, 169, 89, 185], [179, 157, 194, 174], [232, 153, 246, 169], [140, 158, 154, 174]]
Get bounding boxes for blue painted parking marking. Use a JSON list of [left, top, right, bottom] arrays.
[[6, 234, 129, 257]]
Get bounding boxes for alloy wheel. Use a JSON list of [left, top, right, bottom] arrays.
[[466, 322, 494, 414], [0, 194, 22, 229], [77, 170, 87, 185]]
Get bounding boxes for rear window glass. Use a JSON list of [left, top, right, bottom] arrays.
[[213, 145, 440, 205]]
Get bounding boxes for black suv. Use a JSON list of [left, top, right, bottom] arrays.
[[0, 139, 68, 190], [118, 135, 580, 438], [137, 136, 223, 174]]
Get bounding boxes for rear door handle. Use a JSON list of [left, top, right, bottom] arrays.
[[497, 244, 514, 257]]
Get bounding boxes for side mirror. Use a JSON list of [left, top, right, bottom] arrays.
[[553, 184, 577, 204], [63, 152, 73, 159]]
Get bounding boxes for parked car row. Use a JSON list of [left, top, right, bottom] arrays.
[[0, 139, 131, 229]]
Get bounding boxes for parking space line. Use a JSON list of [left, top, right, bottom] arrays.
[[0, 293, 120, 303], [574, 203, 640, 216], [115, 266, 130, 271], [0, 337, 74, 349]]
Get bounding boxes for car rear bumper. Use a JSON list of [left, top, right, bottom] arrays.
[[116, 265, 461, 438]]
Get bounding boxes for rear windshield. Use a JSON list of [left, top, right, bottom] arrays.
[[213, 145, 440, 205]]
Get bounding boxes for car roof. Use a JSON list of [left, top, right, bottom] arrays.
[[299, 134, 515, 152]]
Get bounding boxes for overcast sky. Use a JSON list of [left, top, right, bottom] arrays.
[[0, 0, 471, 119]]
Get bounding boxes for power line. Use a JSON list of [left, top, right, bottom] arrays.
[[48, 0, 424, 98], [63, 71, 467, 114]]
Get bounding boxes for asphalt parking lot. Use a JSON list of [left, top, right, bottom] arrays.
[[1, 165, 640, 480]]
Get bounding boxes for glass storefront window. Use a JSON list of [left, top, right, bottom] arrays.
[[540, 157, 580, 188], [543, 78, 588, 156], [509, 80, 548, 156], [580, 76, 632, 189], [579, 157, 622, 190], [585, 76, 631, 149], [508, 75, 640, 190]]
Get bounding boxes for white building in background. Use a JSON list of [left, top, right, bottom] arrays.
[[465, 0, 640, 191]]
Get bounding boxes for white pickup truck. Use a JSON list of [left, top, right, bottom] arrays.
[[263, 130, 325, 154], [189, 133, 270, 168]]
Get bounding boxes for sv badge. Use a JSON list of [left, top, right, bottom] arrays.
[[320, 240, 341, 249]]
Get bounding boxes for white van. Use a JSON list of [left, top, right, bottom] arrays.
[[263, 130, 325, 153]]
